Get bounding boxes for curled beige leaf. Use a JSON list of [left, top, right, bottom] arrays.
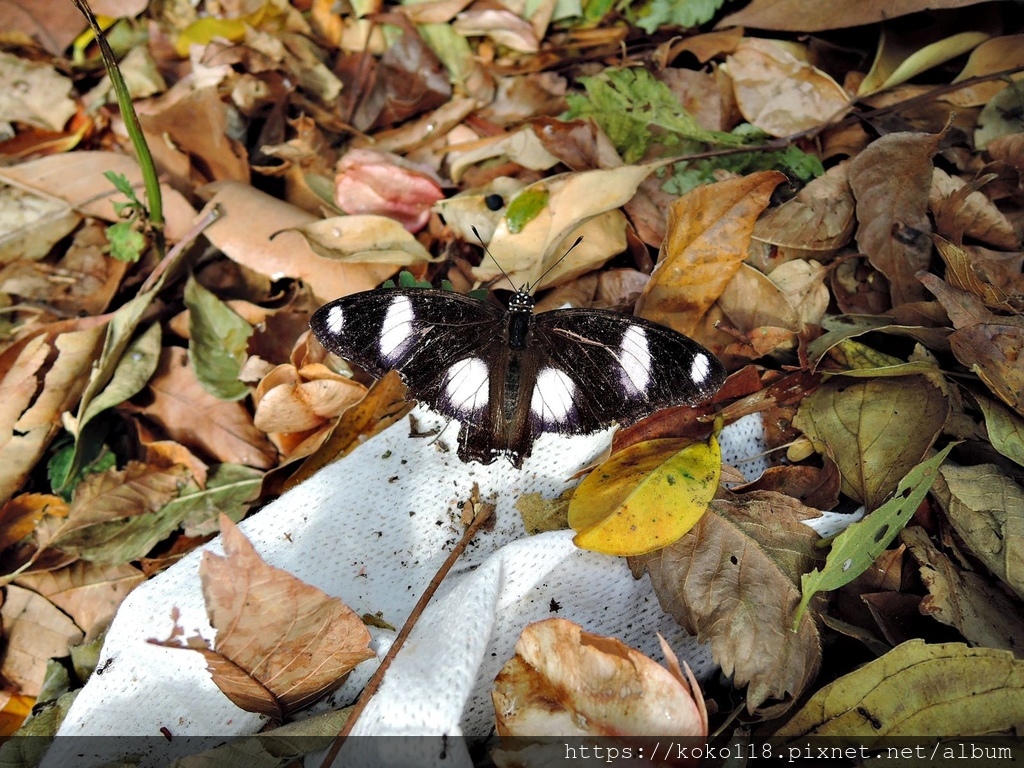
[[493, 618, 707, 737], [726, 39, 849, 136]]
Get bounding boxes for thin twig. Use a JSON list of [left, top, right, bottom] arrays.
[[319, 487, 496, 768]]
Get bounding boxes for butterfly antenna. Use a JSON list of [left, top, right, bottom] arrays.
[[527, 236, 583, 293], [471, 225, 517, 292]]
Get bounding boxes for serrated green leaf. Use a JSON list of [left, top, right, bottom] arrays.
[[793, 444, 956, 628], [103, 170, 140, 202], [106, 219, 146, 263], [662, 143, 824, 195], [565, 68, 742, 163], [184, 275, 253, 401], [632, 0, 726, 34]]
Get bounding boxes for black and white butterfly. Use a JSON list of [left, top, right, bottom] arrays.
[[310, 283, 726, 468]]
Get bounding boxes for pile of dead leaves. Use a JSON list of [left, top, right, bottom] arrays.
[[0, 0, 1023, 751]]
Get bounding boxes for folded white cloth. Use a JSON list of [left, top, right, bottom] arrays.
[[46, 408, 771, 767]]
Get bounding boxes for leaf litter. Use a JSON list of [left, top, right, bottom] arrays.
[[0, 0, 1021, 755]]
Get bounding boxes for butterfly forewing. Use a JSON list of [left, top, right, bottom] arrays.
[[311, 289, 504, 423]]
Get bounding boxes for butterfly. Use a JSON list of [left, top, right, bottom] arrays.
[[310, 283, 726, 468]]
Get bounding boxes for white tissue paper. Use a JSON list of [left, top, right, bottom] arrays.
[[44, 409, 779, 767]]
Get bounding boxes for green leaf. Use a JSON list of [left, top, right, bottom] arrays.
[[631, 0, 727, 34], [793, 444, 956, 629], [564, 68, 743, 163], [48, 437, 116, 501], [106, 219, 146, 263], [661, 143, 824, 195], [78, 322, 161, 433], [184, 275, 253, 401], [55, 463, 261, 564], [505, 187, 550, 233], [977, 395, 1024, 468], [103, 170, 141, 204]]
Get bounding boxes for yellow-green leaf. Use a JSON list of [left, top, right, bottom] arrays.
[[977, 395, 1024, 468], [793, 444, 955, 628], [184, 276, 253, 402], [793, 376, 949, 509], [569, 431, 720, 557], [774, 640, 1024, 738]]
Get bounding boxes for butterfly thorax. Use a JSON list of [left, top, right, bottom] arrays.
[[505, 290, 536, 351]]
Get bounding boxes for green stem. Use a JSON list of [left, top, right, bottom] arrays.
[[72, 0, 165, 257]]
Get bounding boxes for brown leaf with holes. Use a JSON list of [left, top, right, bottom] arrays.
[[157, 516, 373, 718], [633, 491, 822, 715], [848, 131, 941, 305]]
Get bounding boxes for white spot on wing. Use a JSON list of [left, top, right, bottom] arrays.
[[691, 353, 711, 383], [531, 367, 576, 424], [326, 305, 344, 335], [618, 325, 652, 393], [379, 295, 415, 362], [443, 357, 489, 414]]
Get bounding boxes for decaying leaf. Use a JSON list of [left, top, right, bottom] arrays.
[[752, 161, 855, 254], [774, 640, 1024, 738], [569, 432, 720, 557], [848, 131, 940, 306], [134, 347, 277, 469], [154, 516, 373, 718], [932, 463, 1024, 601], [0, 585, 84, 697], [282, 216, 439, 266], [635, 491, 823, 714], [492, 618, 707, 737], [901, 526, 1024, 656]]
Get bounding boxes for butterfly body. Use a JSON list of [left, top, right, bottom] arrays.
[[311, 287, 725, 468]]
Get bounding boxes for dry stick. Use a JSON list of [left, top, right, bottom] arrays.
[[319, 491, 496, 768]]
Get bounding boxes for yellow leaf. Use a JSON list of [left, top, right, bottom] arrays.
[[569, 431, 720, 557]]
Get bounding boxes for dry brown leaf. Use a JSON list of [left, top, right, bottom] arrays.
[[36, 460, 190, 552], [134, 347, 277, 469], [198, 181, 396, 302], [163, 516, 374, 717], [636, 171, 785, 340], [0, 584, 83, 697], [902, 526, 1024, 656], [922, 275, 1024, 416], [0, 51, 76, 132], [718, 0, 985, 33], [492, 618, 707, 737], [0, 323, 105, 506], [752, 161, 855, 253], [0, 151, 197, 244], [14, 561, 145, 642], [0, 493, 68, 553], [634, 491, 823, 714], [932, 463, 1024, 600], [138, 87, 250, 191], [848, 131, 941, 306], [726, 39, 850, 136], [254, 363, 367, 434], [930, 168, 1019, 249], [933, 236, 1023, 312]]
